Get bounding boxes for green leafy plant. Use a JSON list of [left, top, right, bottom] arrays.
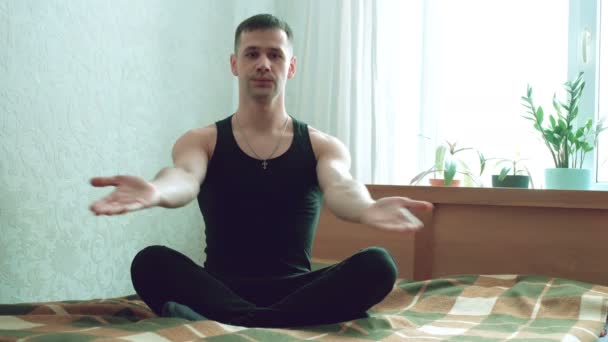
[[521, 72, 606, 168], [492, 157, 535, 189], [410, 141, 485, 186]]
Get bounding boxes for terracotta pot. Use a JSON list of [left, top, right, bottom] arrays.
[[429, 178, 461, 187]]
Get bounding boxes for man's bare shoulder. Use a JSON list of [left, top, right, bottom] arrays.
[[186, 124, 217, 140], [174, 124, 218, 158], [307, 126, 348, 158], [308, 126, 335, 144]]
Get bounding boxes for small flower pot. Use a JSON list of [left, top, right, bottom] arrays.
[[429, 178, 461, 187], [492, 175, 530, 188]]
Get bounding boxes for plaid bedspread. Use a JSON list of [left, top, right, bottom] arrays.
[[1, 274, 607, 341]]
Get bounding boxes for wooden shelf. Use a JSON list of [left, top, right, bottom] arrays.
[[367, 185, 608, 210]]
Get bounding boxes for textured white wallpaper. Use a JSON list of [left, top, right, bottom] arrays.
[[0, 0, 237, 303]]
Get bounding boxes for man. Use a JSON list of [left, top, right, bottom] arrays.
[[90, 14, 433, 328]]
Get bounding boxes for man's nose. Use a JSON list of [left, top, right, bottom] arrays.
[[256, 56, 271, 72]]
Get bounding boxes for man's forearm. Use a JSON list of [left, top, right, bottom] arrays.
[[322, 179, 375, 223], [151, 167, 201, 208]]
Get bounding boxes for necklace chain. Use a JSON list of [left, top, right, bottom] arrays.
[[235, 113, 289, 170]]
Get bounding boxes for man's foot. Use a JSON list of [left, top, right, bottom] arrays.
[[161, 301, 207, 321]]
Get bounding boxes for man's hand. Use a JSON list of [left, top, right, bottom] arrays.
[[89, 175, 161, 216], [360, 197, 433, 232]]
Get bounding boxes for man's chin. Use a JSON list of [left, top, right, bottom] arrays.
[[248, 89, 277, 100]]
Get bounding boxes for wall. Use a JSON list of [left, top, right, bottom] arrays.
[[0, 0, 235, 303]]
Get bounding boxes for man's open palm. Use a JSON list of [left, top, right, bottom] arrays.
[[360, 197, 433, 232], [89, 175, 160, 216]]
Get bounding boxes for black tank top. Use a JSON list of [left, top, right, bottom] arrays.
[[197, 115, 323, 278]]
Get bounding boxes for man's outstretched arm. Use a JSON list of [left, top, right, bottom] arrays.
[[313, 130, 433, 231], [90, 126, 214, 215]]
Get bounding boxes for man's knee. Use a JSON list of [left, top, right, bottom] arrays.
[[130, 245, 171, 279], [356, 246, 398, 286]]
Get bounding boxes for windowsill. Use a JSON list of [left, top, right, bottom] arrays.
[[368, 184, 608, 210], [591, 183, 608, 191]]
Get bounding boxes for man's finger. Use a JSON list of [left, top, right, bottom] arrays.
[[401, 208, 423, 227], [402, 198, 434, 211], [123, 202, 144, 212], [90, 177, 119, 187], [98, 203, 123, 216]]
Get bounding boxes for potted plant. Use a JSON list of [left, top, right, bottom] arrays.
[[410, 141, 485, 187], [521, 72, 606, 190], [491, 157, 534, 189]]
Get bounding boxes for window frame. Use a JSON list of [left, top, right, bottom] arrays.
[[573, 0, 608, 189]]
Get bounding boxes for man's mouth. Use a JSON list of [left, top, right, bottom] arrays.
[[251, 79, 274, 87]]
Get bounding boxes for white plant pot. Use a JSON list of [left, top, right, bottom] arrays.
[[544, 168, 591, 190]]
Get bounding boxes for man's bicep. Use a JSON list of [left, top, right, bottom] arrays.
[[171, 128, 212, 184], [316, 135, 353, 191]]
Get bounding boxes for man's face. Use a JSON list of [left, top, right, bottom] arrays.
[[230, 29, 296, 101]]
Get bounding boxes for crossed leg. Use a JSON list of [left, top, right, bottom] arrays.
[[130, 245, 397, 328]]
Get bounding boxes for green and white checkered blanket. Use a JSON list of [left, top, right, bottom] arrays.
[[1, 274, 607, 341]]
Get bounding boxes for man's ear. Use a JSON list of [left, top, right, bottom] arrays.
[[230, 54, 238, 76], [288, 56, 297, 79]]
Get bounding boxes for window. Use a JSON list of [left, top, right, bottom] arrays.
[[418, 0, 608, 189], [597, 0, 608, 183], [421, 0, 569, 187]]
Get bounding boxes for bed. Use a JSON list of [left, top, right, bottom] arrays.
[[1, 185, 608, 341]]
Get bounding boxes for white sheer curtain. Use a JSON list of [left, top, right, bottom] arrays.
[[288, 0, 569, 186], [288, 0, 424, 184]]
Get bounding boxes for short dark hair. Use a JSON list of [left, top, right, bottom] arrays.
[[234, 14, 293, 53]]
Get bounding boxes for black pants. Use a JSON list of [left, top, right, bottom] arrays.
[[130, 245, 397, 328]]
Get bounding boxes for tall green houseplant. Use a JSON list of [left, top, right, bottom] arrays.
[[522, 72, 604, 169], [521, 72, 605, 189]]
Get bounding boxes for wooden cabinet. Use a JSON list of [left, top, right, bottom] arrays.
[[313, 185, 608, 285]]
